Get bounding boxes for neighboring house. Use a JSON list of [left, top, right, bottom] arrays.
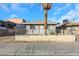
[[7, 18, 26, 28], [22, 21, 58, 35], [7, 18, 26, 24], [0, 26, 7, 36], [56, 22, 79, 35], [6, 18, 25, 28], [7, 18, 26, 34], [0, 20, 16, 36]]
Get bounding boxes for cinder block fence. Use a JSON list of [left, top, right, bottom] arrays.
[[0, 28, 15, 36], [15, 35, 75, 42]]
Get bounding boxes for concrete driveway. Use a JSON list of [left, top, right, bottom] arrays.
[[0, 36, 79, 56]]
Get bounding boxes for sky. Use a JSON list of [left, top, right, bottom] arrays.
[[0, 3, 79, 23]]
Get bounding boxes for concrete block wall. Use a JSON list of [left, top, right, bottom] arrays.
[[0, 28, 15, 36], [15, 35, 75, 42]]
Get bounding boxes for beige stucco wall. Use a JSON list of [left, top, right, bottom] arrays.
[[47, 25, 56, 34], [25, 25, 56, 35], [62, 27, 79, 35], [15, 35, 75, 42], [75, 30, 79, 34]]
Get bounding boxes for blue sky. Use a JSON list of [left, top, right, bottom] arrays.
[[0, 3, 79, 23]]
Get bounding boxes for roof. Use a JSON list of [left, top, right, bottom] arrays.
[[7, 18, 24, 24], [65, 22, 79, 26], [21, 21, 58, 25], [56, 22, 79, 27]]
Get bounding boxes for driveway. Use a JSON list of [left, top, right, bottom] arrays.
[[0, 36, 79, 56]]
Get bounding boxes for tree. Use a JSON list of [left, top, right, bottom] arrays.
[[42, 3, 52, 35]]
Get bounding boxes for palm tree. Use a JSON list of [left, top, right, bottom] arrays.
[[42, 3, 51, 35]]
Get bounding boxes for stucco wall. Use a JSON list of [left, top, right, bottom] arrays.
[[65, 27, 79, 35], [15, 35, 75, 42], [25, 25, 56, 35]]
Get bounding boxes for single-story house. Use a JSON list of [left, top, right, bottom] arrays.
[[22, 21, 58, 35], [0, 20, 16, 36], [6, 18, 26, 35], [56, 22, 79, 35]]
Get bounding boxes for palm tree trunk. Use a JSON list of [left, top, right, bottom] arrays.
[[44, 10, 47, 35]]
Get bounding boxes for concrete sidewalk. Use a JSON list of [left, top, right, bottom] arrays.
[[0, 36, 79, 56], [0, 42, 79, 56]]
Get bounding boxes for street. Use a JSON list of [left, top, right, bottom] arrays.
[[0, 36, 79, 56]]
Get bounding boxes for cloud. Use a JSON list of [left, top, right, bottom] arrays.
[[73, 3, 79, 21], [28, 3, 35, 8], [10, 14, 18, 18], [11, 3, 29, 13], [48, 17, 57, 22], [58, 4, 79, 23], [11, 3, 19, 10], [56, 4, 71, 11], [0, 3, 39, 14], [53, 3, 71, 15], [48, 4, 72, 22], [58, 10, 75, 23], [24, 3, 36, 8], [0, 4, 9, 11]]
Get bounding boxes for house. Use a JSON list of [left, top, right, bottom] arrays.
[[22, 21, 58, 35], [56, 22, 79, 35], [0, 18, 26, 36], [7, 18, 58, 35], [7, 18, 26, 24], [6, 18, 26, 35], [7, 18, 26, 29], [0, 20, 16, 36]]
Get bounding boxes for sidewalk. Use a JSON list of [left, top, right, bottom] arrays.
[[0, 36, 79, 56]]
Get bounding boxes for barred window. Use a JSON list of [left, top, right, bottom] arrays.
[[30, 25, 35, 29]]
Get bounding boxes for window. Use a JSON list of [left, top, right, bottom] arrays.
[[30, 25, 35, 29], [71, 27, 75, 31]]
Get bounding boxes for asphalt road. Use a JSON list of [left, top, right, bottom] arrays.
[[0, 36, 79, 56]]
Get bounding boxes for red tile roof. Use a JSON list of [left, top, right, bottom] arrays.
[[7, 18, 24, 24]]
